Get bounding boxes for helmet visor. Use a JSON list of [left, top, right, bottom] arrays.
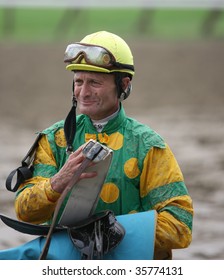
[[64, 43, 134, 71]]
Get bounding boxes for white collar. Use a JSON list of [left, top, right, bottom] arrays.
[[92, 107, 120, 132]]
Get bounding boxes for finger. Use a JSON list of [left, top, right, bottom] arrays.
[[80, 171, 98, 179]]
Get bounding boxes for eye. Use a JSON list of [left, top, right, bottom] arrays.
[[92, 80, 99, 85], [91, 79, 102, 87], [74, 79, 83, 86]]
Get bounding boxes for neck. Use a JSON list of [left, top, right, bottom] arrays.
[[91, 106, 120, 132]]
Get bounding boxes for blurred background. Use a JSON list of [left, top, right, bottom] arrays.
[[0, 1, 224, 259]]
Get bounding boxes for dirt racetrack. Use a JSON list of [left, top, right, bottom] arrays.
[[0, 40, 224, 259]]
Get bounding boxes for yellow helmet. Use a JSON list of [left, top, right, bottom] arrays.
[[64, 31, 135, 76]]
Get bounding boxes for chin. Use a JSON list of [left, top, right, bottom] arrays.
[[79, 108, 95, 118]]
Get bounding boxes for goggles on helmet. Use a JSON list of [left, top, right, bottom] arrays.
[[64, 43, 134, 72]]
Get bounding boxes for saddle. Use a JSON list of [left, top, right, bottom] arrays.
[[69, 210, 125, 260]]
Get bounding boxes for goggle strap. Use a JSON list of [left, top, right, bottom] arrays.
[[113, 61, 134, 71]]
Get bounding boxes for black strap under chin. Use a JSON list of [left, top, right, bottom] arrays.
[[64, 96, 77, 154]]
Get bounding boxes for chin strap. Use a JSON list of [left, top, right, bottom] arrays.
[[64, 95, 77, 154]]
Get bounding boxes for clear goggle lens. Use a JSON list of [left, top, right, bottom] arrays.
[[64, 43, 116, 68]]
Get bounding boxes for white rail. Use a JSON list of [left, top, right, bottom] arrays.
[[0, 0, 224, 9]]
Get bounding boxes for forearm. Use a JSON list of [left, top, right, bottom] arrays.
[[153, 210, 192, 260], [155, 210, 192, 250], [15, 178, 61, 224]]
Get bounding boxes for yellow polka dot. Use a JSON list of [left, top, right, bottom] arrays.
[[98, 132, 123, 150], [108, 132, 123, 150], [55, 128, 67, 148], [124, 158, 140, 179], [100, 183, 119, 203]]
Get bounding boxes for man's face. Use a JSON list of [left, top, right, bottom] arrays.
[[74, 71, 119, 120]]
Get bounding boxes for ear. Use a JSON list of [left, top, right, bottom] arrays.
[[121, 77, 131, 91], [119, 77, 132, 101]]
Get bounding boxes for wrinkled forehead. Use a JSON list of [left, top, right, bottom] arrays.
[[73, 71, 114, 80]]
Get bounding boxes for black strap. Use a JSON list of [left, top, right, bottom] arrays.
[[5, 165, 33, 192], [5, 133, 42, 192], [0, 213, 63, 236], [64, 96, 77, 154]]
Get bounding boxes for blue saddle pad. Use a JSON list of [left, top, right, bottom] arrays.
[[0, 211, 157, 260]]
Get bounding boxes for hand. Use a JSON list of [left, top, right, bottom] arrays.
[[50, 145, 97, 193]]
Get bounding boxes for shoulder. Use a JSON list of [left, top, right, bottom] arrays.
[[41, 120, 65, 135], [125, 116, 166, 149], [41, 114, 86, 135], [40, 120, 67, 151]]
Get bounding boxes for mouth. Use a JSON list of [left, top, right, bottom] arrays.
[[79, 99, 98, 106]]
